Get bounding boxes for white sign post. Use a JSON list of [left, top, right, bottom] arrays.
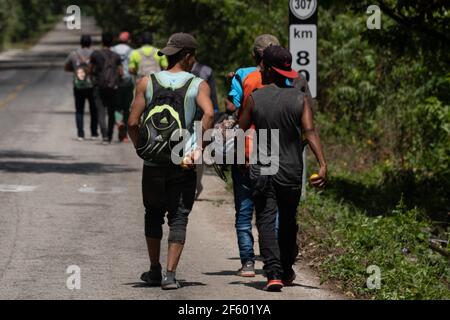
[[289, 0, 318, 198], [289, 0, 317, 98], [290, 25, 317, 98]]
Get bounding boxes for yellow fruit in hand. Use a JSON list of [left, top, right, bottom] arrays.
[[310, 173, 320, 182], [181, 156, 192, 169]]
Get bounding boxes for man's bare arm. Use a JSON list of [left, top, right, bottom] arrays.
[[196, 81, 215, 149], [238, 95, 254, 131], [127, 77, 148, 146], [301, 96, 327, 188], [225, 98, 237, 114]]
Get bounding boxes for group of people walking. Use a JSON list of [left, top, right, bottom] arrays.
[[66, 31, 218, 144], [66, 30, 327, 292]]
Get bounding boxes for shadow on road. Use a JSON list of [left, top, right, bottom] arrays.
[[227, 256, 264, 261], [203, 270, 265, 276], [0, 150, 73, 161], [0, 161, 138, 175], [229, 280, 320, 291], [123, 280, 207, 289]]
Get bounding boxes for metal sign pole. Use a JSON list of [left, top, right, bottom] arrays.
[[288, 0, 318, 199]]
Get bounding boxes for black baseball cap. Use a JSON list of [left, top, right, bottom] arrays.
[[158, 33, 198, 56], [263, 45, 298, 79]]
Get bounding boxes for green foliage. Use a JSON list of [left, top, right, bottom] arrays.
[[408, 96, 450, 174], [85, 0, 289, 78], [0, 0, 66, 49], [315, 2, 449, 221]]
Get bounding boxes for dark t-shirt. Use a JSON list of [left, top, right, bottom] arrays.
[[250, 85, 304, 187], [191, 62, 219, 112], [90, 48, 122, 87]]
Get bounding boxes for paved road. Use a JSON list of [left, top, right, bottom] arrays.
[[0, 19, 342, 300]]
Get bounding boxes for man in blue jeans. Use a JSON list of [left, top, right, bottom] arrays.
[[227, 35, 280, 277]]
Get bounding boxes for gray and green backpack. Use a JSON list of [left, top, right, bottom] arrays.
[[73, 51, 92, 89], [136, 74, 196, 164]]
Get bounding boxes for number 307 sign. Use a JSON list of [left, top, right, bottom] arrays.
[[289, 0, 317, 98]]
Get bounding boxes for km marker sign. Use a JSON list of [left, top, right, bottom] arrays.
[[289, 0, 318, 98]]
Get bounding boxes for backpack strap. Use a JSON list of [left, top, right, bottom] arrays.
[[146, 73, 159, 107], [176, 76, 196, 97], [75, 49, 89, 66], [178, 77, 197, 127], [139, 47, 155, 58]]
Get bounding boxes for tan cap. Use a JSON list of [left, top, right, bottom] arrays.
[[253, 34, 280, 52]]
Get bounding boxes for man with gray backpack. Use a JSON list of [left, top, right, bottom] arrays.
[[64, 34, 99, 141], [129, 31, 168, 79], [90, 32, 123, 144]]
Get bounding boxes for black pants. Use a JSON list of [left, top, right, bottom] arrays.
[[74, 88, 98, 138], [142, 165, 196, 244], [116, 83, 134, 136], [252, 175, 301, 279], [94, 87, 117, 141]]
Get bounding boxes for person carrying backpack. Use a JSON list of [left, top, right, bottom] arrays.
[[64, 34, 98, 141], [129, 31, 168, 78], [112, 31, 134, 143], [224, 34, 281, 279], [127, 33, 214, 290], [239, 45, 327, 291], [90, 32, 123, 144]]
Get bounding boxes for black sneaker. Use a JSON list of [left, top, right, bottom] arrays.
[[263, 272, 283, 292], [282, 268, 297, 287], [140, 264, 162, 287], [264, 279, 283, 292], [161, 271, 181, 290]]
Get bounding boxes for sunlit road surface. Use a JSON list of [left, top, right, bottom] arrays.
[[0, 18, 343, 300]]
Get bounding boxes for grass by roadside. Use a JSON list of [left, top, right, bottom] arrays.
[[220, 155, 449, 299], [298, 167, 450, 300]]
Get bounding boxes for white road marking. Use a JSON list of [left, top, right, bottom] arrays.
[[78, 186, 126, 194], [0, 185, 37, 193]]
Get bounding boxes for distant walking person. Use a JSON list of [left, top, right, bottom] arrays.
[[191, 61, 219, 199], [112, 31, 134, 143], [128, 33, 214, 290], [90, 32, 123, 144], [64, 34, 98, 141], [239, 46, 327, 291], [129, 31, 168, 78]]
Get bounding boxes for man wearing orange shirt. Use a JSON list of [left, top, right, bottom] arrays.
[[226, 35, 311, 278]]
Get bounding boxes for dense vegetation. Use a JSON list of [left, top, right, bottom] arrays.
[[0, 0, 68, 49], [301, 2, 449, 299], [3, 0, 448, 299]]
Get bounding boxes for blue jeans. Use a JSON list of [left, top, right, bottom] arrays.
[[232, 166, 280, 265], [232, 166, 255, 265]]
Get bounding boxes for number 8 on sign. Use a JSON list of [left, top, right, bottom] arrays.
[[290, 0, 317, 20]]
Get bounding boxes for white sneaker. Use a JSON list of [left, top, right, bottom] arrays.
[[77, 137, 84, 142]]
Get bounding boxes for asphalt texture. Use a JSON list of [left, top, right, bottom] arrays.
[[0, 18, 343, 300]]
